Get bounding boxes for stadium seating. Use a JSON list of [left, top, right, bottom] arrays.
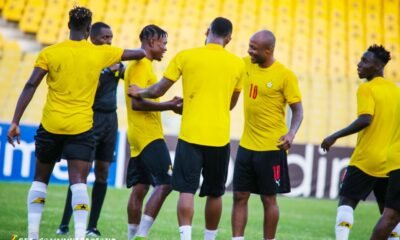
[[0, 0, 399, 147]]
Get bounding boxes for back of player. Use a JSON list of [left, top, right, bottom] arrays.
[[128, 17, 245, 240]]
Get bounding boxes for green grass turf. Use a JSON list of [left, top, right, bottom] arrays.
[[0, 182, 380, 240]]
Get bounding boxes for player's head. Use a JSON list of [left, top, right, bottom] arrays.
[[357, 44, 391, 80], [248, 30, 275, 64], [139, 24, 168, 61], [68, 6, 92, 38], [90, 22, 113, 45], [206, 17, 233, 45]]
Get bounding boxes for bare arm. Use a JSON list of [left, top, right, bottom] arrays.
[[128, 77, 175, 99], [7, 67, 47, 146], [277, 102, 304, 150], [121, 48, 147, 61], [321, 114, 372, 151], [230, 91, 241, 110], [131, 96, 182, 113]]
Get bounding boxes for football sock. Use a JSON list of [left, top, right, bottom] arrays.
[[27, 181, 47, 240], [128, 224, 139, 240], [204, 229, 218, 240], [335, 205, 354, 240], [136, 215, 154, 237], [179, 225, 192, 240], [232, 237, 244, 240], [389, 223, 400, 240], [71, 183, 90, 239], [88, 181, 107, 229]]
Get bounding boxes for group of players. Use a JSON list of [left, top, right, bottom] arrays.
[[5, 5, 400, 240]]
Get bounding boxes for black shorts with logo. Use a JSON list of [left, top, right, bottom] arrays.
[[385, 169, 400, 212], [93, 111, 118, 162], [126, 139, 172, 188], [233, 146, 291, 195], [172, 139, 230, 197], [34, 124, 95, 163], [339, 166, 388, 202]]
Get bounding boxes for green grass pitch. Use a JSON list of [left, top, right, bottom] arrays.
[[0, 182, 380, 239]]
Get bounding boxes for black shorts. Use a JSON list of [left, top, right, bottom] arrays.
[[339, 166, 388, 202], [233, 146, 290, 195], [34, 124, 95, 163], [126, 139, 172, 188], [172, 139, 230, 197], [385, 169, 400, 212], [93, 111, 118, 162]]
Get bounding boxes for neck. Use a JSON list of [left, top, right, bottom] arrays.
[[69, 31, 87, 41], [141, 44, 154, 61], [367, 71, 383, 81], [205, 36, 224, 47], [258, 56, 275, 68]]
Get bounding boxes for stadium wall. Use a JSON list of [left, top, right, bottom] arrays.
[[0, 122, 352, 199]]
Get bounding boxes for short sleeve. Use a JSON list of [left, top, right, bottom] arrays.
[[163, 52, 183, 82], [234, 60, 245, 92], [124, 60, 149, 87], [357, 84, 375, 116], [283, 71, 302, 104], [100, 45, 124, 68], [34, 49, 49, 71]]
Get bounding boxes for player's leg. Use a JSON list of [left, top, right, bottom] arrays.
[[64, 129, 95, 239], [200, 143, 230, 240], [232, 146, 257, 239], [29, 125, 61, 239], [336, 166, 375, 240], [86, 112, 116, 236], [255, 150, 290, 240], [135, 139, 173, 239], [126, 155, 151, 240], [371, 170, 400, 240], [172, 140, 203, 240], [56, 186, 72, 235]]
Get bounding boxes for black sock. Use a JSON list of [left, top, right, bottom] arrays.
[[87, 181, 108, 229], [59, 186, 73, 227]]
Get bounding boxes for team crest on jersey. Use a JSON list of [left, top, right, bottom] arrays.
[[267, 82, 273, 88]]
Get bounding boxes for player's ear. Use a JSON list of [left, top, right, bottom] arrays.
[[149, 38, 154, 47], [205, 28, 210, 37]]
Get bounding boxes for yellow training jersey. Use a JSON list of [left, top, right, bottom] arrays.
[[34, 39, 123, 134], [383, 87, 400, 174], [163, 43, 245, 146], [240, 57, 301, 151], [350, 77, 398, 177], [124, 58, 164, 157]]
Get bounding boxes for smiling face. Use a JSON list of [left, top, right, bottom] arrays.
[[248, 35, 268, 64], [357, 51, 382, 80], [150, 36, 168, 61]]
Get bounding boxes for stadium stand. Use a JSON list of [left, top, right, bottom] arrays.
[[0, 0, 399, 146]]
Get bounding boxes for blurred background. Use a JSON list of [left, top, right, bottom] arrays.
[[0, 0, 399, 146]]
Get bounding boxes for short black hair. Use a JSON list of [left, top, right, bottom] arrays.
[[139, 24, 167, 42], [69, 6, 92, 31], [210, 17, 232, 38], [90, 22, 110, 37], [368, 44, 391, 65]]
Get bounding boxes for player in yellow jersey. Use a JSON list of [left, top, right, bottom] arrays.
[[129, 17, 245, 240], [321, 45, 400, 240], [6, 7, 146, 239], [371, 88, 400, 240], [231, 30, 303, 240], [124, 25, 182, 240]]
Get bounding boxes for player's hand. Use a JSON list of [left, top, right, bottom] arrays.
[[7, 123, 21, 147], [277, 132, 295, 151], [321, 135, 337, 152], [170, 96, 183, 114], [128, 84, 142, 98]]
